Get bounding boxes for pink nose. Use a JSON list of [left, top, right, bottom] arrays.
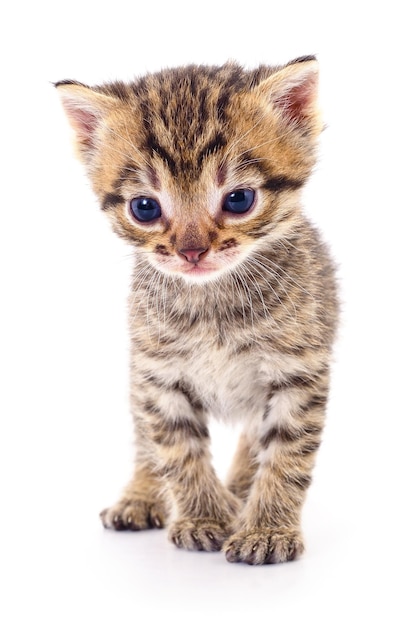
[[178, 247, 208, 263]]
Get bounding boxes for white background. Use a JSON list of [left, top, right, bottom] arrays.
[[1, 1, 396, 624]]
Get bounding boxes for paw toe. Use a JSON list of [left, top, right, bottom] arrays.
[[224, 529, 303, 565], [169, 518, 231, 552], [100, 499, 166, 531]]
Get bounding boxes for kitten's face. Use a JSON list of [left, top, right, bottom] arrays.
[[116, 167, 263, 284], [104, 137, 276, 284], [56, 59, 321, 283]]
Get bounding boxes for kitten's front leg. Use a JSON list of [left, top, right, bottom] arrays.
[[224, 368, 329, 565], [134, 379, 240, 552], [100, 419, 168, 531], [165, 442, 241, 552]]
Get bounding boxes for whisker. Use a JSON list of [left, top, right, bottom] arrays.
[[231, 271, 247, 330], [252, 251, 315, 299], [240, 261, 271, 323], [237, 266, 256, 330], [245, 256, 297, 323], [230, 153, 285, 175], [231, 126, 298, 165], [220, 110, 272, 166]]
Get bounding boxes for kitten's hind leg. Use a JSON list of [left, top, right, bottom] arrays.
[[226, 432, 259, 501], [100, 464, 168, 531]]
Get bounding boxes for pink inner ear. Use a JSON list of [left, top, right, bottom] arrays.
[[273, 75, 317, 125], [64, 102, 100, 145]]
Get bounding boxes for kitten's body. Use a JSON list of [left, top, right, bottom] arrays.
[[56, 57, 338, 564]]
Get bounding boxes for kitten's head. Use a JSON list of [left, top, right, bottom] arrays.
[[56, 57, 321, 284]]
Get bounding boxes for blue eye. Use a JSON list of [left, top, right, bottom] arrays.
[[130, 197, 162, 222], [222, 189, 255, 214]]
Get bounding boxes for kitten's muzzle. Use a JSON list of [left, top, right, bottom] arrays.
[[178, 248, 209, 264]]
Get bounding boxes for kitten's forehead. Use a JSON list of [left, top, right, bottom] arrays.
[[128, 64, 249, 181]]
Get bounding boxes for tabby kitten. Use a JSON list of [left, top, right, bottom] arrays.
[[56, 56, 338, 565]]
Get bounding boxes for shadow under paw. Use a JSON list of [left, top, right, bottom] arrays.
[[169, 518, 232, 552], [223, 528, 304, 565], [100, 498, 167, 531]]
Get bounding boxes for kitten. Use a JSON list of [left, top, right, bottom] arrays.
[[56, 56, 338, 565]]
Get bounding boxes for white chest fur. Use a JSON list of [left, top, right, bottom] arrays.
[[185, 344, 267, 423]]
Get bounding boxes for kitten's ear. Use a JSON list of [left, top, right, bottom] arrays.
[[254, 57, 320, 132], [55, 80, 118, 160]]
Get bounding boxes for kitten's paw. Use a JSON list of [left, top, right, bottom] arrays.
[[169, 518, 232, 552], [223, 528, 304, 565], [100, 498, 167, 531]]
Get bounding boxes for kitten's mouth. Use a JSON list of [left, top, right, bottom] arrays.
[[186, 264, 213, 274], [183, 258, 224, 274], [153, 252, 233, 282], [179, 261, 221, 281]]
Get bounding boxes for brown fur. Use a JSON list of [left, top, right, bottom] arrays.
[[56, 56, 338, 564]]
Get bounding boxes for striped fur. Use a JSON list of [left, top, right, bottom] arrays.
[[56, 57, 338, 564]]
